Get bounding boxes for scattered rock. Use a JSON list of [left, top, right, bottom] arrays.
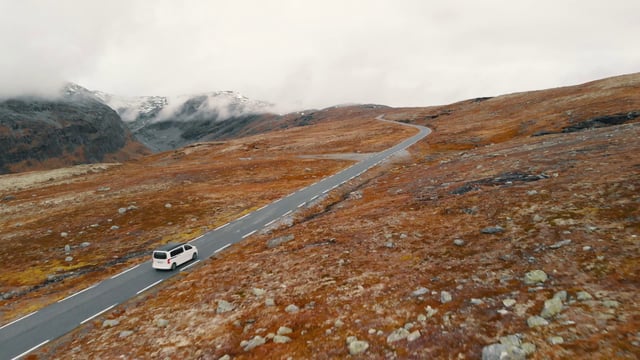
[[481, 226, 504, 234], [347, 339, 369, 355], [267, 234, 295, 248], [387, 328, 410, 343], [285, 304, 300, 313], [541, 297, 563, 319], [384, 241, 395, 248], [218, 355, 231, 360], [481, 343, 527, 360], [217, 300, 235, 314], [265, 298, 276, 307], [80, 242, 91, 248], [110, 225, 120, 230], [549, 239, 572, 249], [242, 335, 266, 351], [277, 326, 293, 335], [527, 315, 549, 328], [521, 343, 536, 356], [64, 244, 71, 253], [118, 207, 127, 215], [523, 270, 548, 285], [527, 190, 538, 196], [348, 190, 363, 200], [407, 330, 421, 342], [61, 232, 69, 238], [252, 288, 266, 297], [453, 239, 465, 246], [425, 305, 438, 317], [156, 318, 169, 327], [2, 195, 16, 201], [164, 203, 172, 208], [273, 335, 291, 344], [97, 186, 111, 192], [553, 290, 567, 302], [102, 319, 120, 328], [65, 256, 73, 262], [334, 319, 344, 328], [412, 287, 429, 297], [576, 291, 593, 301], [440, 291, 452, 304], [548, 336, 564, 345], [471, 298, 485, 305], [603, 300, 620, 308], [502, 299, 516, 308], [499, 334, 521, 347], [119, 330, 133, 338]]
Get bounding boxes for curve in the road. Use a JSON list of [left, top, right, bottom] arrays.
[[0, 115, 430, 360]]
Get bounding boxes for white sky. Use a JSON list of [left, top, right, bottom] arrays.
[[1, 0, 639, 111]]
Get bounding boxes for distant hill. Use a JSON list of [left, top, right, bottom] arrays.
[[94, 90, 276, 152]]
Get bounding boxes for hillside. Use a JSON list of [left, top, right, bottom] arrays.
[[1, 73, 639, 359], [0, 86, 149, 174]]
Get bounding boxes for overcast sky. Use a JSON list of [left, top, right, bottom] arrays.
[[1, 0, 639, 111]]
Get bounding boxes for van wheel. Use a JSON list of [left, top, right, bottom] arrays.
[[171, 263, 177, 271]]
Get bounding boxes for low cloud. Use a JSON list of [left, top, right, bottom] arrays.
[[2, 1, 639, 109]]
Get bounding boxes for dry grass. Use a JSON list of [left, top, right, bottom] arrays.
[[0, 113, 414, 323], [4, 74, 640, 359]]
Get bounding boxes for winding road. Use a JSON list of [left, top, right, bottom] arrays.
[[0, 116, 430, 360]]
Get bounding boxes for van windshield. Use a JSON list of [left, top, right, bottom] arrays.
[[153, 252, 167, 259]]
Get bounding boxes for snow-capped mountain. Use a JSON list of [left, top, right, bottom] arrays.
[[63, 83, 276, 152]]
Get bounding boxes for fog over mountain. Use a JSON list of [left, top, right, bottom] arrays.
[[1, 1, 639, 110]]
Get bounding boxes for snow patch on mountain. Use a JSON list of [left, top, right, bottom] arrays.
[[63, 82, 274, 127]]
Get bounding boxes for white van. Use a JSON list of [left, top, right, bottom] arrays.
[[152, 242, 198, 270]]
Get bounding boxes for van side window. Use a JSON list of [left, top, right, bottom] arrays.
[[170, 248, 182, 257], [184, 244, 192, 250]]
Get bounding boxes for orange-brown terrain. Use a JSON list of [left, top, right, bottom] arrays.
[[2, 73, 639, 359]]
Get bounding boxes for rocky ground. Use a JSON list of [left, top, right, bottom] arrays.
[[2, 74, 639, 359]]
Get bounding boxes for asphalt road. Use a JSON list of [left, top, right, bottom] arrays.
[[0, 117, 430, 360]]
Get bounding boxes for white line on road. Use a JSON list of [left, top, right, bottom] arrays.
[[297, 202, 306, 208], [310, 195, 319, 201], [257, 204, 268, 211], [237, 213, 250, 221], [110, 264, 141, 280], [10, 339, 50, 360], [214, 223, 229, 231], [215, 243, 231, 253], [242, 230, 257, 239], [0, 311, 38, 331], [191, 234, 205, 242], [80, 303, 117, 325], [283, 210, 292, 217], [180, 260, 201, 272], [265, 218, 277, 227], [136, 279, 163, 295], [322, 189, 330, 194], [57, 284, 98, 303]]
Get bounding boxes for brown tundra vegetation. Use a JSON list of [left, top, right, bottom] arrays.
[[1, 73, 639, 359]]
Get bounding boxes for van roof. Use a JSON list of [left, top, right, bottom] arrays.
[[154, 242, 186, 252]]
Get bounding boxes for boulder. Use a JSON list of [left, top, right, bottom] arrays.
[[523, 270, 548, 285]]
